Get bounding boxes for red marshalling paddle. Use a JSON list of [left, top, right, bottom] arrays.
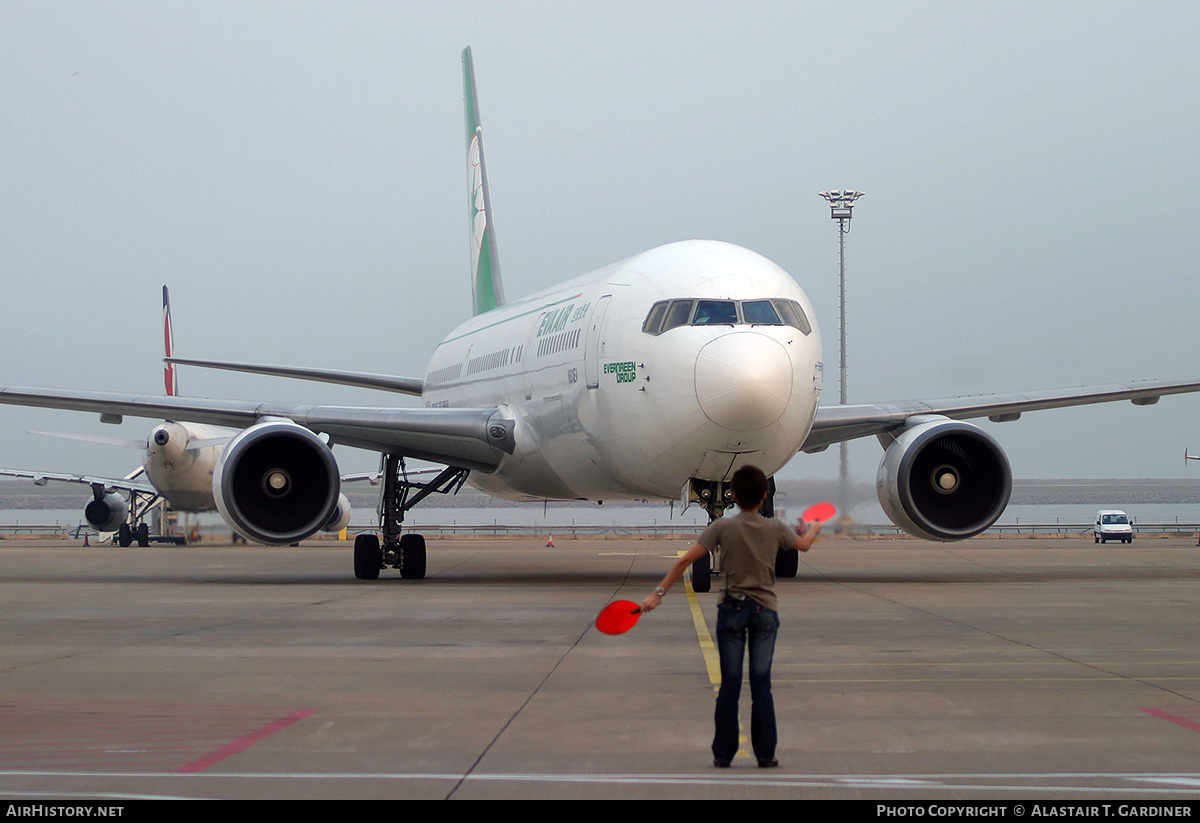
[[595, 600, 643, 635], [801, 500, 837, 524]]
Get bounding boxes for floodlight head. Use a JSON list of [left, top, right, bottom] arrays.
[[819, 190, 865, 204], [821, 189, 863, 223]]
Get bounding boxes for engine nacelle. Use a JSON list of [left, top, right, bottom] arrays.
[[213, 420, 341, 545], [323, 493, 352, 533], [84, 492, 128, 532], [876, 417, 1011, 542]]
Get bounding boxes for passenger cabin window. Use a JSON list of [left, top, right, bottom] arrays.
[[641, 297, 812, 336]]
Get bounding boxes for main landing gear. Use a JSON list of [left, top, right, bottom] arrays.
[[93, 483, 157, 548], [117, 522, 151, 548], [686, 475, 796, 593], [353, 455, 469, 580]]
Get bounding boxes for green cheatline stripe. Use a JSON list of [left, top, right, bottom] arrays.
[[440, 293, 583, 345]]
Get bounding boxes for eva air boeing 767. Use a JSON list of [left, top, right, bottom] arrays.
[[3, 48, 1199, 586]]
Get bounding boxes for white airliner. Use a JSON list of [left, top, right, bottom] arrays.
[[3, 48, 1200, 586], [1, 287, 351, 546]]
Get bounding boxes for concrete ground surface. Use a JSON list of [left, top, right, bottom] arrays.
[[0, 534, 1198, 800]]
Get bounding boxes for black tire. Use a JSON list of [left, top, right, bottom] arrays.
[[775, 547, 799, 578], [136, 523, 149, 548], [399, 533, 427, 580], [354, 533, 382, 580], [691, 550, 711, 593], [118, 523, 132, 548]]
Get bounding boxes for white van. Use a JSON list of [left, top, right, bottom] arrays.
[[1094, 510, 1133, 544]]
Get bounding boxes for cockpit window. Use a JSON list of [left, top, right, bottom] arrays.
[[742, 300, 782, 325], [662, 299, 695, 332], [642, 301, 669, 335], [642, 297, 812, 336], [693, 300, 738, 325], [773, 299, 812, 335]]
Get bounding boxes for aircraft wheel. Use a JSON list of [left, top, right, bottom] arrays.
[[118, 523, 133, 548], [399, 533, 426, 580], [136, 523, 149, 548], [354, 533, 382, 580], [691, 551, 711, 593], [775, 547, 799, 578]]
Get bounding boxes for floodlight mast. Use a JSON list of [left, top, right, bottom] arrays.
[[819, 190, 864, 527]]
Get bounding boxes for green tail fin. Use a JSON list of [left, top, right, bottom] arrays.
[[463, 47, 505, 316]]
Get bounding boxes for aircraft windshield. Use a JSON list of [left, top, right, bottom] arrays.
[[642, 298, 812, 335], [693, 300, 738, 325]]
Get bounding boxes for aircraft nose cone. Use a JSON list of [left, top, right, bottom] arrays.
[[695, 332, 792, 431]]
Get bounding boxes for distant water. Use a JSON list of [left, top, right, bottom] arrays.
[[837, 499, 1200, 528], [8, 501, 1200, 535], [0, 504, 710, 533]]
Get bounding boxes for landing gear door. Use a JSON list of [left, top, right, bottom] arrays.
[[584, 295, 612, 389]]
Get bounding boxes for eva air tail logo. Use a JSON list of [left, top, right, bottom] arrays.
[[469, 129, 499, 315]]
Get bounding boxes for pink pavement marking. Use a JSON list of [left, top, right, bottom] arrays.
[[174, 708, 315, 773]]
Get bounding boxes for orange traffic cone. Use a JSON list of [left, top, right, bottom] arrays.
[[83, 533, 89, 546]]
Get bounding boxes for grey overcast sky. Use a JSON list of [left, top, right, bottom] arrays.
[[2, 1, 1199, 485]]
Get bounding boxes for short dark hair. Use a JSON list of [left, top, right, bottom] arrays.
[[730, 465, 769, 510]]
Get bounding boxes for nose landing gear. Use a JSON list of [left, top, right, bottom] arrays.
[[688, 475, 794, 592]]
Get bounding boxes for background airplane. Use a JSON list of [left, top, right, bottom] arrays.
[[3, 49, 1200, 587], [1, 286, 351, 545]]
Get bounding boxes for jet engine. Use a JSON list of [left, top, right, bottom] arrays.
[[213, 420, 341, 545], [876, 417, 1011, 541], [323, 493, 352, 533], [84, 491, 128, 532]]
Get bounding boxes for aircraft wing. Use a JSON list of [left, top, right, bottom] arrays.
[[165, 358, 425, 396], [803, 377, 1200, 452], [0, 385, 514, 472], [0, 467, 159, 496], [28, 429, 148, 449]]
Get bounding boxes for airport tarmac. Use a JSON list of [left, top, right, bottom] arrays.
[[1, 535, 1199, 800]]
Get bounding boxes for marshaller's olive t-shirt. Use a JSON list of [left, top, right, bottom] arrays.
[[697, 510, 795, 611]]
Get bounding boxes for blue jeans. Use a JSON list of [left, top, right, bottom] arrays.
[[713, 597, 780, 763]]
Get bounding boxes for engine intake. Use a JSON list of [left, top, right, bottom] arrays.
[[213, 420, 341, 545], [876, 417, 1011, 541]]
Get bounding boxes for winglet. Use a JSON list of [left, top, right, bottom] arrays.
[[463, 47, 505, 316], [163, 285, 177, 397]]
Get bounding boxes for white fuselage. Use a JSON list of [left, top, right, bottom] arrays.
[[422, 240, 823, 501], [142, 420, 228, 512]]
